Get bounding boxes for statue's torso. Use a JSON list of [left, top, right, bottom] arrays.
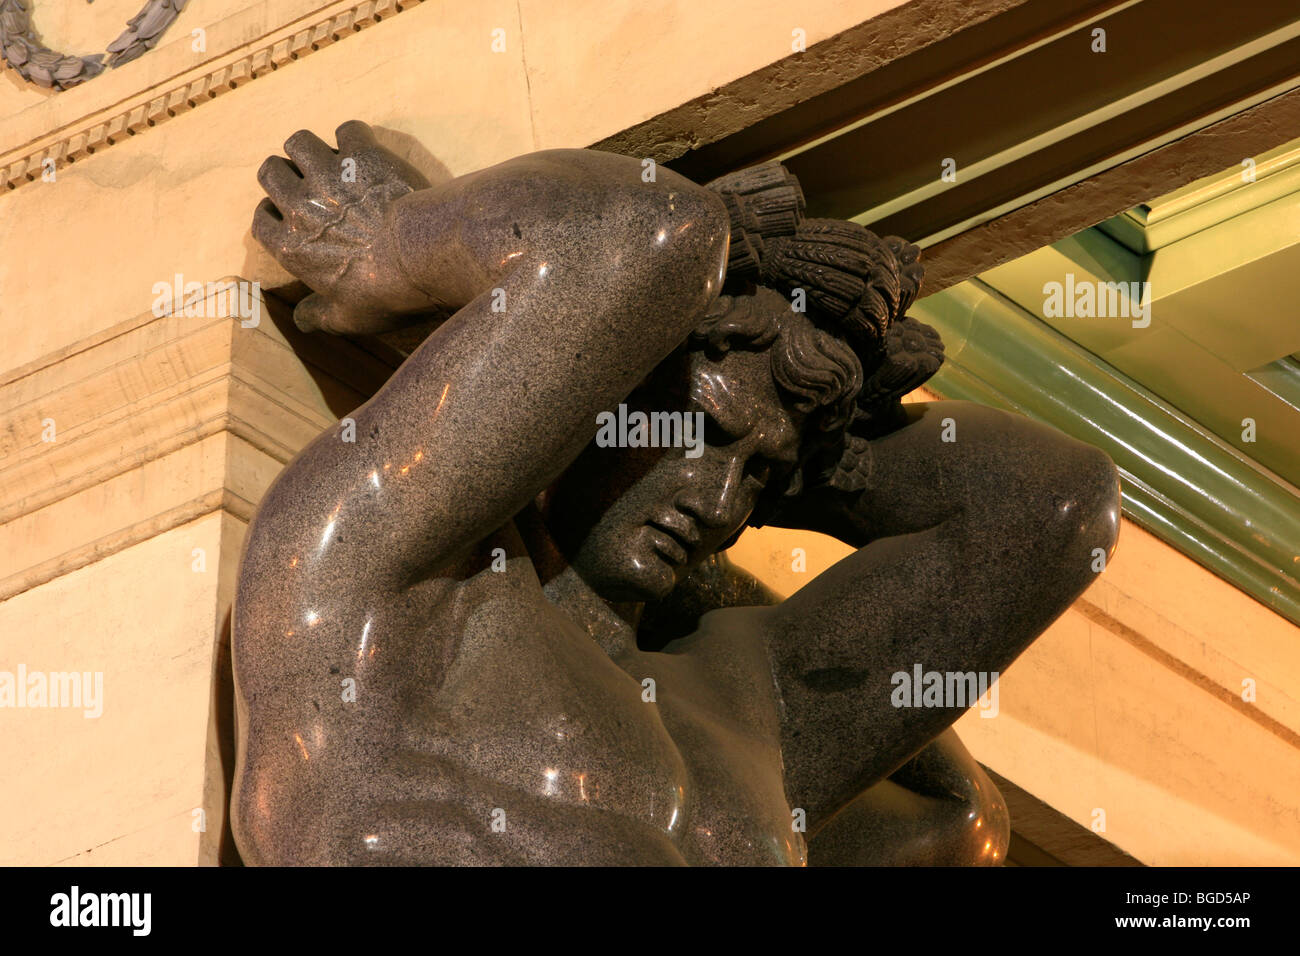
[[405, 541, 803, 865], [235, 524, 803, 865]]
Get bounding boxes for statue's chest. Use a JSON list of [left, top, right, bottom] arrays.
[[430, 593, 801, 863], [656, 696, 805, 865], [620, 641, 805, 866]]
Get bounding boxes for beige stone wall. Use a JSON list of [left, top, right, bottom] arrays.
[[0, 285, 394, 864], [0, 514, 226, 865], [2, 0, 1297, 866]]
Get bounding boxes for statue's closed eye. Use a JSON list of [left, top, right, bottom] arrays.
[[745, 460, 773, 489]]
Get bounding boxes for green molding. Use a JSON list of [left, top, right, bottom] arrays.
[[1248, 355, 1300, 412], [980, 228, 1300, 487], [912, 280, 1300, 625], [1097, 140, 1300, 253]]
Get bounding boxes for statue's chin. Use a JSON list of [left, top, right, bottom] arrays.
[[581, 554, 678, 605]]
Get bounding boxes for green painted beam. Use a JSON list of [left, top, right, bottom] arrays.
[[912, 280, 1300, 625], [1097, 140, 1300, 254]]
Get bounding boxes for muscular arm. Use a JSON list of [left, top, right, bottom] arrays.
[[754, 400, 1121, 829], [247, 133, 729, 592], [233, 129, 728, 863]]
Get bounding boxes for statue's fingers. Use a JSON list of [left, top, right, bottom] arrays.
[[284, 129, 339, 181], [292, 293, 333, 334], [334, 119, 378, 156], [251, 198, 285, 250], [257, 155, 304, 207]]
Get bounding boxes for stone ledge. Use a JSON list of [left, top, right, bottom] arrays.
[[0, 281, 392, 600], [0, 282, 390, 524], [1, 0, 421, 192]]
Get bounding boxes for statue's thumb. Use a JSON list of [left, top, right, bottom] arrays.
[[292, 293, 339, 334]]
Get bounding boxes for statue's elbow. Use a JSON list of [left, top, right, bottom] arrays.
[[1056, 442, 1122, 565], [1022, 441, 1122, 598]]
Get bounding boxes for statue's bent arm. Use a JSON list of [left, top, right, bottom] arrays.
[[748, 399, 1120, 829], [235, 141, 734, 863]]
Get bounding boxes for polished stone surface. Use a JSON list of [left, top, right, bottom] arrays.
[[232, 122, 1121, 865]]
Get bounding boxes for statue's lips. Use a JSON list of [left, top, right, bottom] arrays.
[[645, 524, 690, 565]]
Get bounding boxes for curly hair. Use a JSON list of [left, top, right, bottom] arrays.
[[691, 288, 861, 434], [695, 163, 945, 524]]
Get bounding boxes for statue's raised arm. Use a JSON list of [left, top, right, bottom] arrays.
[[247, 122, 731, 590]]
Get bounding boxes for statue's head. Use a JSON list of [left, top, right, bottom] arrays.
[[545, 288, 859, 601], [544, 216, 941, 603]]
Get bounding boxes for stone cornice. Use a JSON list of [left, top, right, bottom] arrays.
[[1, 0, 423, 192], [0, 281, 396, 600]]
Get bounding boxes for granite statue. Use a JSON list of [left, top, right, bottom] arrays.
[[231, 121, 1121, 865]]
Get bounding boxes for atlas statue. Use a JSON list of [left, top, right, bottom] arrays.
[[231, 121, 1120, 866]]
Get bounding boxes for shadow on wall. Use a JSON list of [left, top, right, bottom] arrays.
[[212, 608, 241, 865]]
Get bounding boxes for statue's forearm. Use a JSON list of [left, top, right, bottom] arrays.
[[384, 179, 491, 314], [385, 149, 726, 336], [764, 407, 951, 549]]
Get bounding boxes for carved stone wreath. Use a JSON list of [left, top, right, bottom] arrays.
[[0, 0, 188, 91]]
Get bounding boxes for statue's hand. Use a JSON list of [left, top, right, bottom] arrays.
[[252, 120, 435, 334]]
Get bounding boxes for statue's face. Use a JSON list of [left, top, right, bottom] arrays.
[[548, 344, 805, 603]]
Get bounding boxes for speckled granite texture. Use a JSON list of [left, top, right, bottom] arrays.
[[232, 122, 1120, 865]]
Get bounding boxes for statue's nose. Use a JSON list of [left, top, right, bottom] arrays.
[[681, 455, 745, 529]]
